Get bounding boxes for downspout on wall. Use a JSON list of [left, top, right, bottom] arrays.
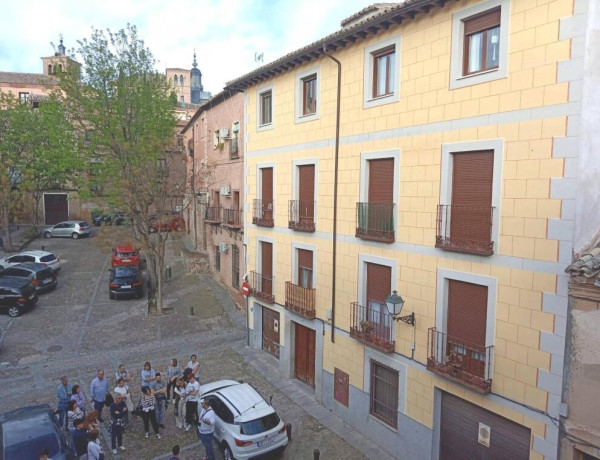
[[323, 44, 341, 344]]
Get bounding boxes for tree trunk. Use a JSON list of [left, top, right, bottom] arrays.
[[2, 207, 14, 252], [33, 191, 41, 226], [146, 254, 158, 316]]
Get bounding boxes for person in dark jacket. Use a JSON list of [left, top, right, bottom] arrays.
[[110, 393, 128, 453]]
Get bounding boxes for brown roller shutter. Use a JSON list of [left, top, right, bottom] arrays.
[[262, 168, 273, 201], [298, 165, 315, 222], [366, 263, 391, 303], [464, 8, 501, 35], [261, 241, 273, 296], [297, 249, 313, 270], [441, 391, 531, 460], [368, 158, 394, 203], [447, 279, 487, 347], [451, 151, 493, 244]]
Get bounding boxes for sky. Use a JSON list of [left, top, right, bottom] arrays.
[[0, 0, 372, 92]]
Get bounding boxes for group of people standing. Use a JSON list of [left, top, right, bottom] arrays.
[[54, 353, 216, 460]]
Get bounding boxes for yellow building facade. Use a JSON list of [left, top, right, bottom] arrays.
[[226, 0, 592, 458]]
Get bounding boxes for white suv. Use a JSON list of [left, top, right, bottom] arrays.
[[198, 380, 288, 460]]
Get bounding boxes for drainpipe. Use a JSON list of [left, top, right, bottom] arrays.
[[323, 44, 341, 344], [192, 124, 198, 249]]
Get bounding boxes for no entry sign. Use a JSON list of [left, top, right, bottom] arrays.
[[242, 281, 250, 297]]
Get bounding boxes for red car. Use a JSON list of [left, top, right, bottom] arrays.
[[149, 212, 185, 233], [111, 244, 141, 268]]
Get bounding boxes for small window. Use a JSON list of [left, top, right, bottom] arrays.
[[180, 95, 184, 103], [369, 360, 399, 429], [174, 75, 178, 85], [19, 92, 29, 103], [372, 47, 395, 98], [180, 75, 184, 86], [302, 75, 317, 115], [463, 8, 500, 75], [259, 90, 272, 126]]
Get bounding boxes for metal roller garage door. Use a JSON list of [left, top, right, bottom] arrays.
[[440, 391, 531, 460]]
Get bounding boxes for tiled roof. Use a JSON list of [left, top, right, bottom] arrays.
[[565, 248, 600, 278], [340, 3, 403, 27], [0, 71, 56, 86], [225, 0, 446, 91]]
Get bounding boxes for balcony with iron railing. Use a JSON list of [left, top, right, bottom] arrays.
[[248, 270, 275, 303], [222, 208, 242, 228], [288, 200, 315, 232], [252, 199, 274, 227], [435, 205, 495, 256], [349, 302, 395, 353], [205, 206, 222, 223], [230, 137, 239, 159], [284, 281, 316, 319], [427, 327, 493, 393], [355, 203, 396, 243]]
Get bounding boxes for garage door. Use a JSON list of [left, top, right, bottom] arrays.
[[262, 307, 280, 358], [294, 323, 315, 387], [440, 392, 531, 460], [44, 194, 68, 224]]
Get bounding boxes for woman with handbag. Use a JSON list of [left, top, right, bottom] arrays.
[[113, 378, 133, 425], [110, 393, 127, 454], [140, 386, 161, 439]]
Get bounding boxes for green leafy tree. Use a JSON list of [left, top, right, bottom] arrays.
[[58, 24, 179, 315]]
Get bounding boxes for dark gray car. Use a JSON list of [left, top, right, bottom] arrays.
[[0, 262, 58, 293]]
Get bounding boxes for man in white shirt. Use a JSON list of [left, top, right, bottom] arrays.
[[184, 374, 200, 431], [186, 354, 200, 382], [198, 399, 216, 460]]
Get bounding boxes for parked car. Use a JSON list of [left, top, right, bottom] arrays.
[[42, 221, 91, 239], [0, 277, 38, 317], [93, 211, 131, 226], [0, 262, 58, 293], [149, 212, 185, 233], [0, 404, 76, 459], [109, 265, 143, 299], [198, 380, 288, 460], [111, 243, 141, 268], [0, 250, 60, 272]]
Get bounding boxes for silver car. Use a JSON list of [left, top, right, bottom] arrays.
[[0, 250, 60, 272], [42, 220, 91, 239]]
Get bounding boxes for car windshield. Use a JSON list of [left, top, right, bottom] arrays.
[[239, 413, 281, 435], [40, 254, 57, 263], [116, 252, 136, 257], [114, 266, 138, 277]]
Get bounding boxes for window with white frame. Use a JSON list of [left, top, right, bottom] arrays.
[[257, 85, 274, 130], [450, 0, 510, 89], [363, 35, 401, 109], [295, 67, 320, 123]]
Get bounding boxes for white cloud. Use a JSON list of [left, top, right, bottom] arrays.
[[1, 0, 369, 91]]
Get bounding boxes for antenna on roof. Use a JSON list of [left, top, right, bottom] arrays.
[[254, 52, 264, 65]]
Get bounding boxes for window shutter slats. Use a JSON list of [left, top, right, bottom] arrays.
[[262, 168, 273, 202], [447, 280, 488, 347], [464, 8, 501, 35], [368, 158, 394, 203], [297, 249, 313, 270], [366, 263, 391, 303]]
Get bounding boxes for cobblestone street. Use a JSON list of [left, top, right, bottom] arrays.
[[0, 229, 375, 460]]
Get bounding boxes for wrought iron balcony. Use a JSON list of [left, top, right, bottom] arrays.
[[252, 199, 274, 227], [435, 205, 495, 256], [284, 281, 316, 318], [427, 327, 493, 393], [349, 302, 395, 353], [288, 200, 315, 232], [355, 202, 395, 243], [205, 206, 221, 223], [249, 270, 275, 303], [222, 208, 242, 228], [230, 137, 239, 159]]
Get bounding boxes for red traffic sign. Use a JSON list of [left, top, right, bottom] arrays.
[[242, 281, 250, 297]]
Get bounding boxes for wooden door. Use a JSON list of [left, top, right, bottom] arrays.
[[365, 158, 394, 232], [262, 307, 280, 358], [44, 194, 68, 224], [451, 151, 493, 244], [297, 249, 313, 289], [295, 323, 316, 387], [366, 263, 392, 340]]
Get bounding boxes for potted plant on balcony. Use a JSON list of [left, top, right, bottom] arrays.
[[359, 320, 375, 338]]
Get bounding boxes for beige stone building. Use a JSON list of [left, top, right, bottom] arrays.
[[224, 0, 600, 458]]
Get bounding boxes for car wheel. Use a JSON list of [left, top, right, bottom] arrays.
[[44, 232, 52, 239], [8, 306, 21, 317], [71, 232, 80, 239], [222, 443, 235, 460]]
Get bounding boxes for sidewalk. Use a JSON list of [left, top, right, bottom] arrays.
[[0, 224, 38, 253], [180, 234, 396, 460]]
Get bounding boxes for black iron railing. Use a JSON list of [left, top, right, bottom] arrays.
[[284, 281, 316, 318], [249, 270, 275, 303], [288, 200, 315, 232], [435, 205, 494, 256], [252, 199, 274, 227], [222, 208, 242, 228], [427, 327, 493, 393], [205, 206, 221, 223], [355, 202, 395, 243], [349, 302, 395, 353]]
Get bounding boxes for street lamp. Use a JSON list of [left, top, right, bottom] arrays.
[[385, 290, 415, 326]]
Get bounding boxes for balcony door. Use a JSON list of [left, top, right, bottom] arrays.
[[447, 280, 488, 378], [261, 167, 273, 221], [358, 158, 394, 238], [261, 241, 273, 296], [297, 249, 313, 289], [366, 263, 392, 340], [450, 151, 493, 245], [297, 165, 315, 225]]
